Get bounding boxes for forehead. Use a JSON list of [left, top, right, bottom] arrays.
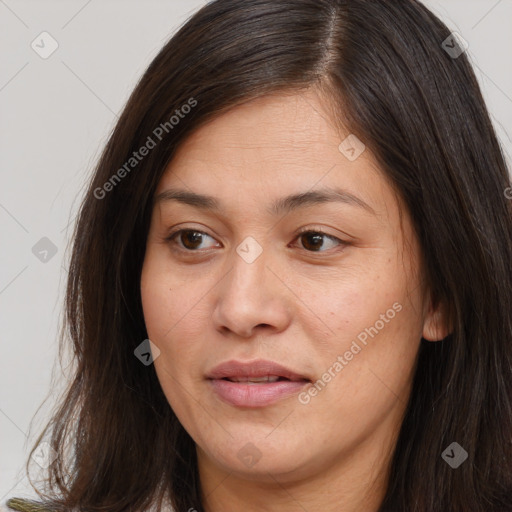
[[170, 91, 346, 167], [156, 89, 396, 223]]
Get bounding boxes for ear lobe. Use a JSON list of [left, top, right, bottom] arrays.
[[422, 297, 452, 342]]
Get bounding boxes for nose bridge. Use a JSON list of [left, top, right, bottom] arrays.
[[225, 240, 272, 308], [232, 242, 268, 292]]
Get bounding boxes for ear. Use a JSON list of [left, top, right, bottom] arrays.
[[422, 293, 452, 342]]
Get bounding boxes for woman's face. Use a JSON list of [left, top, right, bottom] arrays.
[[141, 90, 446, 491]]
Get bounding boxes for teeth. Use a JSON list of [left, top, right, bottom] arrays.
[[228, 375, 281, 383]]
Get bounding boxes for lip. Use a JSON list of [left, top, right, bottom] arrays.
[[207, 359, 311, 408]]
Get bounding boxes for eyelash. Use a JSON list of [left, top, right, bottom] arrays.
[[164, 227, 346, 255]]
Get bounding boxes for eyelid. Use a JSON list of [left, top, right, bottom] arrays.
[[294, 225, 341, 239], [291, 226, 346, 252], [165, 227, 220, 251]]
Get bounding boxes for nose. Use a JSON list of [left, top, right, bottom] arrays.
[[211, 246, 292, 338]]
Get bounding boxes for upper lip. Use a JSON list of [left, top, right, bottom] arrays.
[[207, 359, 310, 382]]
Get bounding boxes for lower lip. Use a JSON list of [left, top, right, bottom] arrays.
[[209, 379, 309, 407]]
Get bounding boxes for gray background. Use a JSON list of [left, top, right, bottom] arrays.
[[1, 0, 511, 503]]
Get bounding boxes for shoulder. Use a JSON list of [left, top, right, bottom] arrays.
[[5, 498, 53, 512], [5, 498, 176, 511], [5, 497, 176, 511]]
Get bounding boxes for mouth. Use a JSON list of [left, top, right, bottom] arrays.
[[220, 375, 300, 383], [207, 359, 311, 407]]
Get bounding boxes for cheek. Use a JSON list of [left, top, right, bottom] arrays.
[[300, 259, 401, 342], [322, 302, 420, 413], [140, 256, 209, 425], [141, 248, 193, 340], [140, 251, 211, 377], [304, 257, 422, 410], [298, 306, 421, 455]]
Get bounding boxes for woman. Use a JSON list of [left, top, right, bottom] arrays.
[[7, 0, 512, 511]]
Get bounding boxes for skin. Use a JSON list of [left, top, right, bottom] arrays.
[[140, 88, 450, 512]]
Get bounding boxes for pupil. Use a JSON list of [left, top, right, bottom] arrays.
[[303, 233, 323, 251], [182, 231, 203, 249]]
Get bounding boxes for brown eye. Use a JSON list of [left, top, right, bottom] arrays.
[[301, 233, 324, 251], [296, 231, 344, 252], [166, 229, 219, 251], [180, 230, 205, 250]]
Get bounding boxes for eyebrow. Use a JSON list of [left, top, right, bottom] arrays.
[[154, 187, 376, 216]]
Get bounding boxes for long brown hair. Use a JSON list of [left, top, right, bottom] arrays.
[[25, 1, 512, 510]]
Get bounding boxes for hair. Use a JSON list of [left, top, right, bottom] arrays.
[[22, 0, 512, 511]]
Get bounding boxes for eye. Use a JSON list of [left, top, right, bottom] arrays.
[[165, 229, 220, 251], [165, 227, 346, 254], [292, 229, 345, 253]]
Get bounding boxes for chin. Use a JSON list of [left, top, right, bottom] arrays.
[[200, 437, 318, 482]]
